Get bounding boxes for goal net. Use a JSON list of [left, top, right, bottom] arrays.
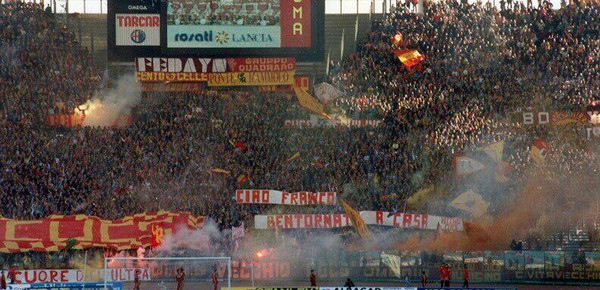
[[102, 257, 231, 290]]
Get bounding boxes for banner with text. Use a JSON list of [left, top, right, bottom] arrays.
[[514, 110, 599, 126], [236, 190, 336, 205], [254, 211, 463, 231], [208, 71, 295, 87], [136, 57, 296, 84], [284, 118, 382, 128], [10, 269, 150, 284]]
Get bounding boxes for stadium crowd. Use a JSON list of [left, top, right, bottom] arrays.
[[167, 0, 281, 26], [0, 0, 599, 262]]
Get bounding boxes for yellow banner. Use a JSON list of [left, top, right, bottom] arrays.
[[208, 71, 295, 87]]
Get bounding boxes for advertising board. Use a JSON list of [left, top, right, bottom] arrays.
[[108, 0, 162, 61], [161, 0, 324, 60]]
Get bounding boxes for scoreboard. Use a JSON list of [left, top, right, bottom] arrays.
[[108, 0, 324, 61]]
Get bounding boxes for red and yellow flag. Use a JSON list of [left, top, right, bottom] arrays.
[[0, 211, 204, 253], [340, 200, 371, 239], [394, 49, 425, 68], [285, 152, 301, 163], [530, 138, 550, 164]]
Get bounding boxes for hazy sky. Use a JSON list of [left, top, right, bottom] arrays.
[[16, 0, 563, 14]]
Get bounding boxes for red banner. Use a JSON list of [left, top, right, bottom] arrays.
[[226, 58, 296, 72], [141, 82, 204, 92], [280, 0, 312, 47], [46, 114, 132, 127], [46, 114, 83, 127], [0, 211, 204, 253]]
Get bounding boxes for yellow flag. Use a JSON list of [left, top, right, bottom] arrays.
[[407, 185, 435, 209], [294, 86, 324, 116], [340, 200, 371, 239], [449, 190, 489, 218], [211, 168, 231, 175], [478, 140, 504, 163]]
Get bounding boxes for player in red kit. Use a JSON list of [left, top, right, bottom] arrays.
[[421, 271, 427, 287], [439, 265, 446, 287], [7, 266, 15, 285], [1, 271, 6, 289], [463, 264, 470, 288], [176, 268, 185, 290], [133, 269, 141, 290], [211, 268, 218, 290], [310, 269, 317, 286]]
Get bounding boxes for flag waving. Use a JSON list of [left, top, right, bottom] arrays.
[[285, 152, 300, 163], [314, 83, 343, 105], [449, 190, 489, 218], [530, 138, 550, 164], [478, 140, 504, 163], [394, 49, 425, 68], [381, 252, 402, 278], [294, 86, 326, 117], [340, 199, 371, 239], [453, 155, 486, 177]]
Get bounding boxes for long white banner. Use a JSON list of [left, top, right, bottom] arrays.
[[235, 190, 336, 205], [10, 268, 150, 284], [254, 211, 463, 231]]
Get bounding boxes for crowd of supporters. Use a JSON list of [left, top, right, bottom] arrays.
[[167, 0, 280, 26], [0, 0, 599, 260]]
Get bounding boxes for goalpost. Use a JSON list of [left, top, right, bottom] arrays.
[[103, 256, 231, 290]]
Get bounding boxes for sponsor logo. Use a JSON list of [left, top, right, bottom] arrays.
[[216, 31, 230, 44], [130, 30, 146, 43], [116, 15, 159, 27], [174, 31, 213, 42], [173, 31, 274, 45], [231, 33, 274, 44], [127, 5, 147, 11]]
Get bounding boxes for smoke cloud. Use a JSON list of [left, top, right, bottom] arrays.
[[76, 75, 142, 127], [156, 219, 223, 253]]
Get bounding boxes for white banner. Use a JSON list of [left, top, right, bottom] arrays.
[[255, 214, 350, 229], [115, 14, 160, 46], [10, 268, 150, 284], [235, 190, 336, 205], [167, 26, 281, 48], [255, 211, 463, 231]]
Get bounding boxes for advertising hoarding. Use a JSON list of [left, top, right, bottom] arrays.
[[161, 0, 324, 60]]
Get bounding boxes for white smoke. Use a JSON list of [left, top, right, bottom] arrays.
[[156, 219, 223, 253], [76, 75, 141, 127]]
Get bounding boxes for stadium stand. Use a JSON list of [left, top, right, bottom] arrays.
[[0, 0, 599, 285]]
